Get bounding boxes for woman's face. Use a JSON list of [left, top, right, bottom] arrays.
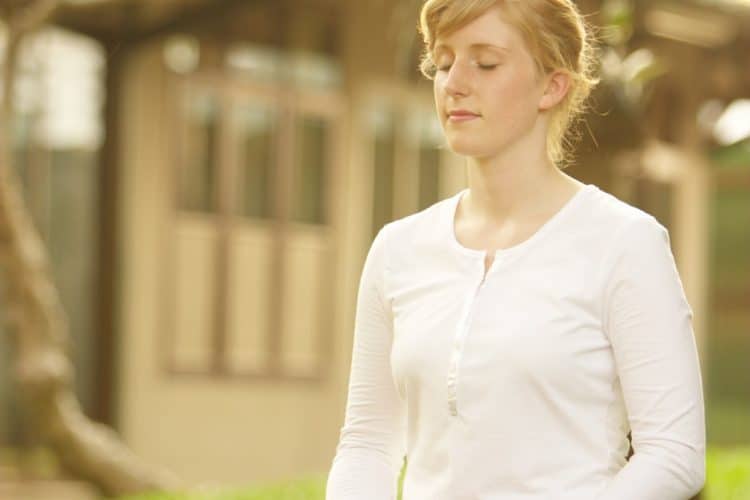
[[433, 6, 548, 159]]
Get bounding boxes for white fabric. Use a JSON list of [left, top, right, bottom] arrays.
[[326, 184, 705, 500]]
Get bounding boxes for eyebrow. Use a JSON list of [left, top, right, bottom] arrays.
[[433, 42, 510, 53]]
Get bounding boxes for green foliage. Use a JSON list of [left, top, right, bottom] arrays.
[[112, 448, 750, 500], [705, 447, 750, 500], [710, 191, 750, 295], [708, 402, 750, 446], [397, 457, 407, 500], [711, 141, 750, 167], [600, 0, 635, 45]]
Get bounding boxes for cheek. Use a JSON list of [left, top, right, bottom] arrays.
[[485, 73, 540, 118], [434, 78, 447, 105], [433, 85, 442, 109]]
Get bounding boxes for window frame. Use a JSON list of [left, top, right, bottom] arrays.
[[162, 70, 344, 382]]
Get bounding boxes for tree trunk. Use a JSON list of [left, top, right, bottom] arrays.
[[0, 1, 182, 496]]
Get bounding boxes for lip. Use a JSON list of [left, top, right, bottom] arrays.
[[447, 110, 480, 122]]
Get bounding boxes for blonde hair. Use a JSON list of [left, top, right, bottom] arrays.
[[417, 0, 600, 168]]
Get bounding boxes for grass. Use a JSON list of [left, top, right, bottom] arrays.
[[112, 447, 750, 500], [704, 447, 750, 500]]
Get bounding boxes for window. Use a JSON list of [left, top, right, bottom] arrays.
[[178, 88, 219, 213], [166, 53, 342, 381], [292, 114, 329, 225], [231, 101, 277, 219]]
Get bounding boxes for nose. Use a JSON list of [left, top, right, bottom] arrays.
[[441, 59, 472, 97]]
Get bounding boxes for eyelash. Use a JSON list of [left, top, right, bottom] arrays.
[[437, 63, 498, 72]]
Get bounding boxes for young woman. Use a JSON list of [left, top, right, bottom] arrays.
[[327, 1, 706, 499]]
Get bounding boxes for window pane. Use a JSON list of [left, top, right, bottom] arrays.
[[179, 91, 218, 212], [232, 103, 276, 219], [371, 108, 396, 238], [291, 115, 329, 225]]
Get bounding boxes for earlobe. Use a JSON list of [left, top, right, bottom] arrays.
[[539, 71, 571, 111]]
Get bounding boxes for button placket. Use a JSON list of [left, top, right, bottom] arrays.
[[447, 257, 495, 417]]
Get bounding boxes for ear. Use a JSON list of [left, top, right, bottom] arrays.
[[538, 70, 571, 111]]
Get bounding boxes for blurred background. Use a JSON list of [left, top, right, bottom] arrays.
[[0, 0, 747, 499]]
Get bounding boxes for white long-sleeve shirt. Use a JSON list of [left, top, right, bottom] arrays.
[[327, 184, 706, 500]]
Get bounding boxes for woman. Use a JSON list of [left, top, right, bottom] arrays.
[[327, 1, 706, 499]]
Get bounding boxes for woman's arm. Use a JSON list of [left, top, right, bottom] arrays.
[[597, 215, 706, 500], [326, 224, 407, 500]]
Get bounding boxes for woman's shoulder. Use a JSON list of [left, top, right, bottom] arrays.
[[582, 184, 665, 235], [378, 192, 457, 245], [581, 186, 676, 275]]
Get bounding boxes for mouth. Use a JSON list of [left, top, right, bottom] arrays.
[[447, 112, 480, 122]]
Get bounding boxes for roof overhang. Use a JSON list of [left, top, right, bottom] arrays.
[[53, 0, 233, 43]]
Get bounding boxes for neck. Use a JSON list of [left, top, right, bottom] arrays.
[[464, 130, 570, 225]]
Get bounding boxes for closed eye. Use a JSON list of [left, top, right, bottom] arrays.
[[437, 63, 498, 72]]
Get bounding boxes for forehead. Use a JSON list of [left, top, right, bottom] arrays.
[[433, 6, 523, 53]]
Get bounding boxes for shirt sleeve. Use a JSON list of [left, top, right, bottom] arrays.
[[326, 224, 407, 500], [597, 215, 706, 500]]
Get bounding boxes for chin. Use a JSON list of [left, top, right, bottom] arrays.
[[445, 136, 496, 159]]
